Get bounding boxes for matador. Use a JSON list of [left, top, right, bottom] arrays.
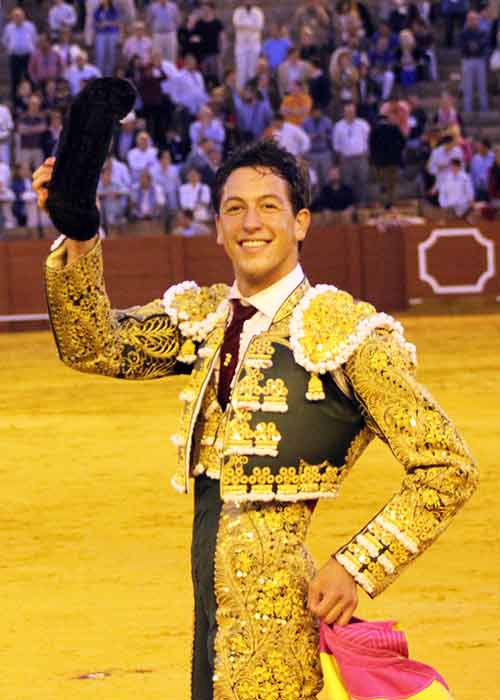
[[34, 82, 478, 700]]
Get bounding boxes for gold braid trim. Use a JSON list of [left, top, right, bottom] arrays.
[[45, 240, 181, 379], [214, 500, 322, 700], [335, 328, 479, 597]]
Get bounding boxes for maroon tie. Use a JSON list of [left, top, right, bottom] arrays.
[[217, 299, 257, 410]]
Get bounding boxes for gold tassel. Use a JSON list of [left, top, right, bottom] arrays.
[[306, 373, 325, 401], [178, 338, 197, 363]]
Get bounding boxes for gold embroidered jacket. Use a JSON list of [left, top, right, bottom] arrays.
[[45, 240, 478, 597]]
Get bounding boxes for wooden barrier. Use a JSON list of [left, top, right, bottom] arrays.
[[1, 221, 499, 332]]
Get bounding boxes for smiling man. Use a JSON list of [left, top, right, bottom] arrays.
[[35, 139, 477, 700]]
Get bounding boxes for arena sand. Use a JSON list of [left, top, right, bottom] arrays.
[[1, 314, 499, 700]]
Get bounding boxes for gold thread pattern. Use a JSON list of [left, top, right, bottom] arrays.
[[334, 329, 479, 597], [214, 500, 322, 700], [45, 242, 180, 379]]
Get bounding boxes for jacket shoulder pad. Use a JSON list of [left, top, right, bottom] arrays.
[[162, 281, 230, 341]]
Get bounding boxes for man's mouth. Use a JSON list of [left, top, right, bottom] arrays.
[[239, 240, 270, 249]]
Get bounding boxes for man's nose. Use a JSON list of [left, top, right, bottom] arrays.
[[242, 206, 262, 231]]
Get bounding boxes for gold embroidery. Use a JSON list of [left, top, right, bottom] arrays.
[[225, 411, 282, 457], [244, 336, 275, 369], [214, 500, 322, 700], [45, 242, 180, 379], [335, 329, 478, 597]]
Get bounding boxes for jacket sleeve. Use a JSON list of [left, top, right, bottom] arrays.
[[334, 328, 478, 597], [45, 238, 182, 379]]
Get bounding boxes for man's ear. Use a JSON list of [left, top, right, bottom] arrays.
[[215, 215, 224, 245], [294, 208, 311, 242]]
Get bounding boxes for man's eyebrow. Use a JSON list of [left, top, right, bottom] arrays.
[[221, 194, 285, 205]]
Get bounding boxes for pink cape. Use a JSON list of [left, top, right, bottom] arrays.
[[319, 618, 453, 700]]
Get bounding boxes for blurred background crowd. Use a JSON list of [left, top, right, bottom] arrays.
[[2, 0, 500, 236]]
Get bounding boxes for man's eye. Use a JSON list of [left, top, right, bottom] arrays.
[[262, 203, 278, 210], [225, 205, 242, 213]]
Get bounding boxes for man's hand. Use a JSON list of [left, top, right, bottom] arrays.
[[32, 157, 55, 211], [308, 558, 358, 626]]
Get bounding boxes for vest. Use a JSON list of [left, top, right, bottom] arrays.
[[163, 279, 415, 503]]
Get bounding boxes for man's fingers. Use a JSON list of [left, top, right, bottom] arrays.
[[311, 591, 339, 619], [333, 603, 357, 627]]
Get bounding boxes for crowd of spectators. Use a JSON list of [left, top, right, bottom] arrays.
[[2, 0, 500, 235]]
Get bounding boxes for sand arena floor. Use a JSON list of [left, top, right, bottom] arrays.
[[1, 315, 499, 700]]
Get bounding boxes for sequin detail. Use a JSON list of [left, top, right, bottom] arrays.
[[214, 500, 322, 700]]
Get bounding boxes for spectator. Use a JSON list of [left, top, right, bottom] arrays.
[[254, 56, 281, 109], [426, 134, 463, 195], [28, 34, 64, 89], [442, 0, 468, 47], [64, 50, 101, 95], [334, 0, 366, 45], [233, 2, 264, 89], [48, 0, 77, 41], [470, 138, 494, 200], [131, 169, 166, 220], [388, 0, 414, 34], [172, 208, 210, 236], [280, 80, 313, 126], [380, 94, 411, 135], [233, 83, 273, 141], [311, 165, 355, 216], [437, 157, 474, 217], [41, 109, 63, 158], [127, 130, 159, 182], [307, 58, 332, 110], [357, 62, 382, 123], [94, 0, 121, 77], [269, 112, 311, 158], [0, 102, 14, 164], [137, 58, 172, 148], [262, 23, 292, 71], [293, 0, 333, 50], [165, 128, 189, 164], [298, 26, 324, 66], [487, 146, 500, 208], [405, 92, 428, 159], [114, 110, 139, 162], [411, 17, 437, 80], [190, 3, 225, 81], [303, 104, 334, 188], [179, 167, 211, 222], [122, 21, 153, 66], [13, 79, 32, 119], [278, 48, 311, 98], [460, 11, 489, 112], [393, 29, 429, 86], [11, 161, 38, 228], [332, 101, 371, 204], [98, 160, 130, 226], [152, 149, 181, 210], [0, 175, 16, 230], [2, 7, 38, 101], [168, 54, 208, 116], [182, 137, 215, 177], [17, 95, 46, 170], [52, 28, 81, 69], [189, 105, 225, 150], [329, 48, 360, 104], [146, 0, 181, 64], [369, 109, 406, 208]]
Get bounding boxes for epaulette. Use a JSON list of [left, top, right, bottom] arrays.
[[290, 285, 416, 400], [162, 281, 230, 363]]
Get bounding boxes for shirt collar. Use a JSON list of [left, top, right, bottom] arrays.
[[229, 264, 305, 320]]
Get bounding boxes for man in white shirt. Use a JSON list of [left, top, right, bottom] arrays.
[[167, 54, 208, 116], [52, 28, 81, 68], [127, 131, 159, 183], [271, 113, 311, 158], [437, 157, 474, 217], [122, 21, 153, 65], [2, 7, 38, 100], [64, 50, 101, 95], [179, 167, 211, 221], [146, 0, 181, 63], [332, 101, 371, 204], [427, 135, 464, 191], [233, 3, 264, 89], [0, 102, 14, 165], [48, 0, 77, 40]]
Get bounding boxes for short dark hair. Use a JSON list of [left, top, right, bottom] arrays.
[[211, 140, 311, 215]]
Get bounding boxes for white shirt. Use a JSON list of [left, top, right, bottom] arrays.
[[122, 35, 153, 64], [53, 41, 81, 67], [64, 63, 102, 95], [438, 169, 474, 209], [0, 105, 14, 141], [0, 162, 11, 187], [274, 122, 311, 158], [427, 144, 463, 186], [333, 118, 370, 157], [49, 2, 77, 33], [233, 6, 264, 49], [111, 157, 132, 190], [179, 181, 211, 210], [127, 146, 159, 179]]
